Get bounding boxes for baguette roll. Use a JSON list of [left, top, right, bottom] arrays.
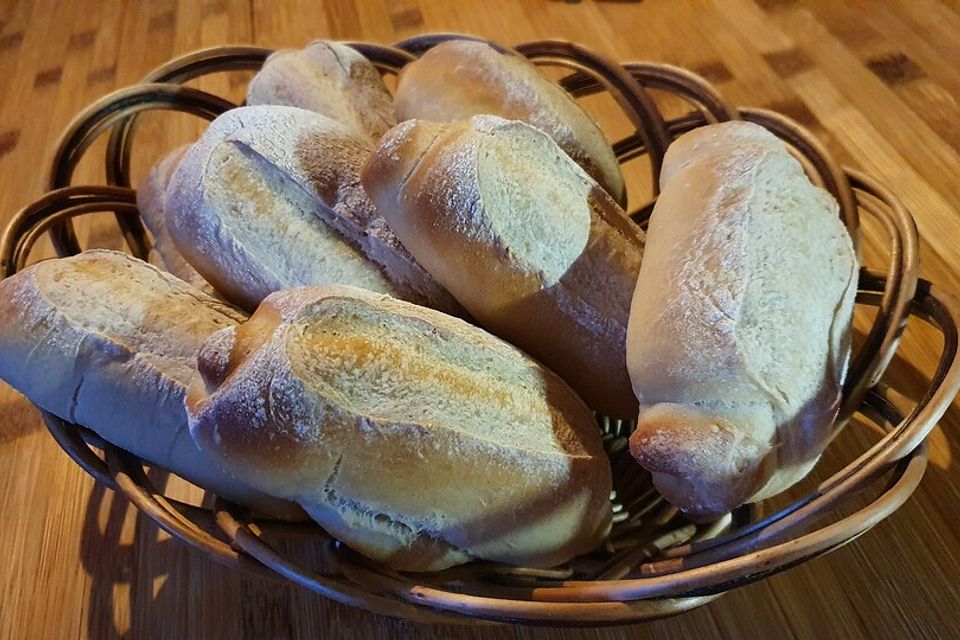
[[247, 40, 396, 140], [362, 116, 644, 418], [166, 105, 461, 315], [137, 144, 215, 292], [394, 40, 626, 205], [187, 286, 613, 572], [626, 121, 859, 519], [0, 250, 302, 519]]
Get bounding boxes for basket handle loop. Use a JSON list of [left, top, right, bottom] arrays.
[[515, 40, 672, 197], [45, 84, 234, 260], [0, 186, 137, 278]]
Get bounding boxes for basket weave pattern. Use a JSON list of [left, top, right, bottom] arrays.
[[1, 34, 959, 625]]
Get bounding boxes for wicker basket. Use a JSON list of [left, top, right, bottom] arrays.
[[2, 34, 959, 626]]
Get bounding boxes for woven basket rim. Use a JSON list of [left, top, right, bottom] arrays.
[[2, 35, 959, 626]]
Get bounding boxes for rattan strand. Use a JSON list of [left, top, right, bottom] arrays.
[[2, 35, 959, 625]]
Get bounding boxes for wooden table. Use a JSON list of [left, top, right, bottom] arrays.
[[2, 1, 959, 638]]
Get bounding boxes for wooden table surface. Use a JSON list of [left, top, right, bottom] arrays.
[[2, 0, 960, 638]]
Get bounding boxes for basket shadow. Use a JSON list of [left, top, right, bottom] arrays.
[[79, 469, 179, 640], [74, 470, 440, 638]]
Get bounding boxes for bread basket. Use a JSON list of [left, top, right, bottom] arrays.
[[2, 34, 959, 625]]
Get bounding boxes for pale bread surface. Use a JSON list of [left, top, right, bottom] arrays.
[[363, 116, 644, 417], [626, 121, 858, 518], [166, 105, 460, 315], [138, 144, 221, 295], [0, 250, 301, 518], [247, 40, 396, 140], [394, 40, 626, 205]]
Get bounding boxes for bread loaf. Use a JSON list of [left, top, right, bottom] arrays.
[[363, 116, 644, 418], [625, 121, 859, 519], [247, 40, 396, 140], [393, 40, 626, 205], [137, 144, 213, 291], [166, 106, 460, 315], [186, 285, 613, 571], [0, 250, 302, 519]]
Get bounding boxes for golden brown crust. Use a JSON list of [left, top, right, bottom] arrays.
[[363, 116, 643, 418], [187, 285, 613, 571], [166, 105, 462, 315]]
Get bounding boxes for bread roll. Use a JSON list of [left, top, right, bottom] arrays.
[[247, 40, 396, 140], [166, 106, 460, 315], [138, 144, 214, 292], [363, 116, 644, 418], [626, 121, 858, 519], [186, 285, 612, 571], [394, 40, 626, 205], [0, 250, 301, 519]]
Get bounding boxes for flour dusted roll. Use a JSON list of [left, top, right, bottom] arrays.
[[137, 144, 213, 291], [166, 106, 460, 315], [394, 39, 626, 205], [186, 286, 613, 571], [0, 250, 301, 519], [165, 106, 393, 311], [626, 121, 859, 519], [247, 40, 396, 140], [363, 116, 644, 418]]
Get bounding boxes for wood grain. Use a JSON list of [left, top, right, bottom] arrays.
[[1, 1, 959, 638]]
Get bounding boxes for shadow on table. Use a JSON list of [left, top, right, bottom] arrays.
[[872, 344, 960, 523], [75, 474, 719, 639], [75, 470, 448, 639]]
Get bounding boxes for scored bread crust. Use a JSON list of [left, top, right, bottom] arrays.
[[0, 250, 302, 519], [626, 121, 859, 519], [362, 116, 644, 418], [137, 144, 218, 293], [186, 285, 613, 572], [215, 106, 464, 316], [166, 105, 462, 315], [393, 40, 626, 206], [247, 40, 396, 141]]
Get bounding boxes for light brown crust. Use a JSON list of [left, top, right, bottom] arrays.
[[0, 250, 302, 519], [626, 122, 859, 518], [137, 145, 222, 296], [187, 285, 613, 571], [393, 40, 626, 205], [247, 40, 396, 140], [363, 116, 643, 418], [166, 106, 461, 315], [628, 403, 774, 520]]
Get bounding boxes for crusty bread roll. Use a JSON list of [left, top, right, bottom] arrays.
[[247, 40, 396, 140], [394, 40, 626, 205], [0, 250, 302, 519], [166, 106, 460, 315], [137, 144, 214, 292], [186, 285, 613, 571], [626, 121, 859, 519], [363, 116, 644, 418]]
